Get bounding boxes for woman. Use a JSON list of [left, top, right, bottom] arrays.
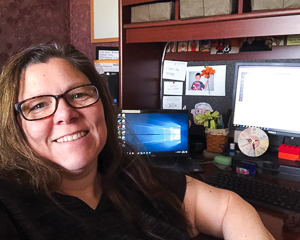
[[0, 43, 274, 239]]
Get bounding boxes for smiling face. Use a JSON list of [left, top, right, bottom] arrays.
[[18, 58, 107, 175], [195, 75, 201, 81]]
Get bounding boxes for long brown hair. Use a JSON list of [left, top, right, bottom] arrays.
[[0, 43, 191, 237]]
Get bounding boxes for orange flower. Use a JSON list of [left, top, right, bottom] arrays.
[[200, 66, 216, 78]]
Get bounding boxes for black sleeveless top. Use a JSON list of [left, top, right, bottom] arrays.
[[0, 171, 190, 240]]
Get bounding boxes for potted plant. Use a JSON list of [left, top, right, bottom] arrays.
[[195, 110, 229, 153]]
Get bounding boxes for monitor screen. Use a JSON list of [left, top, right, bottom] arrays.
[[117, 110, 189, 156], [230, 62, 300, 138]]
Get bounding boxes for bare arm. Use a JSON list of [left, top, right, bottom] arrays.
[[204, 80, 209, 89], [184, 176, 274, 240]]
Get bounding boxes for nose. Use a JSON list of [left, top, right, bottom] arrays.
[[52, 97, 79, 124]]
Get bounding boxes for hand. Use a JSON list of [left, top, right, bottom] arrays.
[[240, 139, 257, 148], [240, 142, 252, 148]]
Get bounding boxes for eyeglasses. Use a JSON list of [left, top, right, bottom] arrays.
[[15, 84, 100, 121]]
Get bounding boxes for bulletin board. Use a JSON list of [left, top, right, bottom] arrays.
[[161, 59, 300, 137], [91, 0, 119, 43]]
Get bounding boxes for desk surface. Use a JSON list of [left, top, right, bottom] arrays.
[[190, 159, 300, 240]]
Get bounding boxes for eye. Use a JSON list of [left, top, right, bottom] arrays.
[[73, 93, 87, 99], [70, 92, 91, 102], [23, 98, 52, 114], [30, 102, 47, 112]]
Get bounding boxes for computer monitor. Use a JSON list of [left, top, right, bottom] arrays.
[[117, 110, 189, 157], [230, 62, 300, 139]]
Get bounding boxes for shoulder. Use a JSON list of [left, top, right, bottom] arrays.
[[0, 178, 24, 196], [0, 178, 44, 212], [0, 178, 35, 211], [0, 178, 36, 238], [184, 175, 232, 214], [0, 178, 32, 196], [183, 176, 250, 237], [145, 169, 187, 202]]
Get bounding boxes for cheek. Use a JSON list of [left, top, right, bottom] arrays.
[[96, 113, 107, 141], [92, 105, 108, 144], [21, 120, 51, 148]]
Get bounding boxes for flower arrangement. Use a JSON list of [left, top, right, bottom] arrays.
[[195, 110, 220, 129], [200, 66, 215, 79]]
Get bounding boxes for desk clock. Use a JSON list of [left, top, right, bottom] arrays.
[[238, 127, 269, 157]]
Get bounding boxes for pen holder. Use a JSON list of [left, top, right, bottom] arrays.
[[205, 128, 229, 153]]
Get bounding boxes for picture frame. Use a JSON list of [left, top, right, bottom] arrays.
[[185, 65, 226, 96], [91, 0, 119, 43]]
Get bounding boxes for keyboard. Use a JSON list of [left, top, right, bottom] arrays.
[[205, 171, 300, 214], [149, 157, 204, 173]]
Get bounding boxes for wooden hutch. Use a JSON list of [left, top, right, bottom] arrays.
[[119, 0, 300, 109]]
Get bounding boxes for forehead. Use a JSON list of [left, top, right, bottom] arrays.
[[19, 58, 90, 101]]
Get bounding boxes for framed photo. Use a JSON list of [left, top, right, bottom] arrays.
[[188, 40, 199, 51], [91, 0, 118, 43], [200, 40, 211, 52], [166, 42, 177, 52], [177, 41, 188, 52], [185, 65, 226, 96], [211, 38, 241, 54]]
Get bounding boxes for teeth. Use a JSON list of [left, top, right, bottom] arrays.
[[56, 131, 87, 143]]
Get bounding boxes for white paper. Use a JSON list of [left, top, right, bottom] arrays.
[[98, 50, 119, 60], [162, 96, 182, 110], [185, 65, 226, 96], [162, 60, 188, 81], [94, 62, 119, 73], [164, 81, 183, 95]]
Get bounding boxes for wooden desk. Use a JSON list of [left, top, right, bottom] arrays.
[[190, 160, 300, 240]]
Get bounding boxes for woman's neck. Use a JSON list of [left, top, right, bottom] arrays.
[[58, 169, 102, 210]]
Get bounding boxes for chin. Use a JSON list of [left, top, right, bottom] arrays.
[[55, 158, 93, 173]]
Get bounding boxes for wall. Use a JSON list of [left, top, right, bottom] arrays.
[[0, 0, 70, 69], [0, 0, 118, 70], [70, 0, 118, 62]]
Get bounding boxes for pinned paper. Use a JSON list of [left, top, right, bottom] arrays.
[[163, 96, 182, 110], [162, 60, 188, 81], [164, 81, 183, 95]]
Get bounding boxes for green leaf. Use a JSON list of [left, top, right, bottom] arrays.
[[204, 121, 209, 127], [210, 120, 216, 129], [211, 111, 220, 118], [196, 113, 206, 124]]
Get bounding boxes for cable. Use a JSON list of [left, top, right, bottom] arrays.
[[160, 42, 171, 109]]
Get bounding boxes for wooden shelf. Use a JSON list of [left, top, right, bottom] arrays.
[[124, 8, 300, 29], [125, 12, 300, 43], [123, 0, 161, 6], [165, 46, 300, 61]]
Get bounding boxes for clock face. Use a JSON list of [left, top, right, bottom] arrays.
[[238, 127, 269, 157]]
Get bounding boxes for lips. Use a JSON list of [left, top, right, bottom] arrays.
[[55, 131, 88, 143]]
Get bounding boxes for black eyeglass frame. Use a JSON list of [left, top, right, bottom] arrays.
[[15, 84, 100, 121]]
